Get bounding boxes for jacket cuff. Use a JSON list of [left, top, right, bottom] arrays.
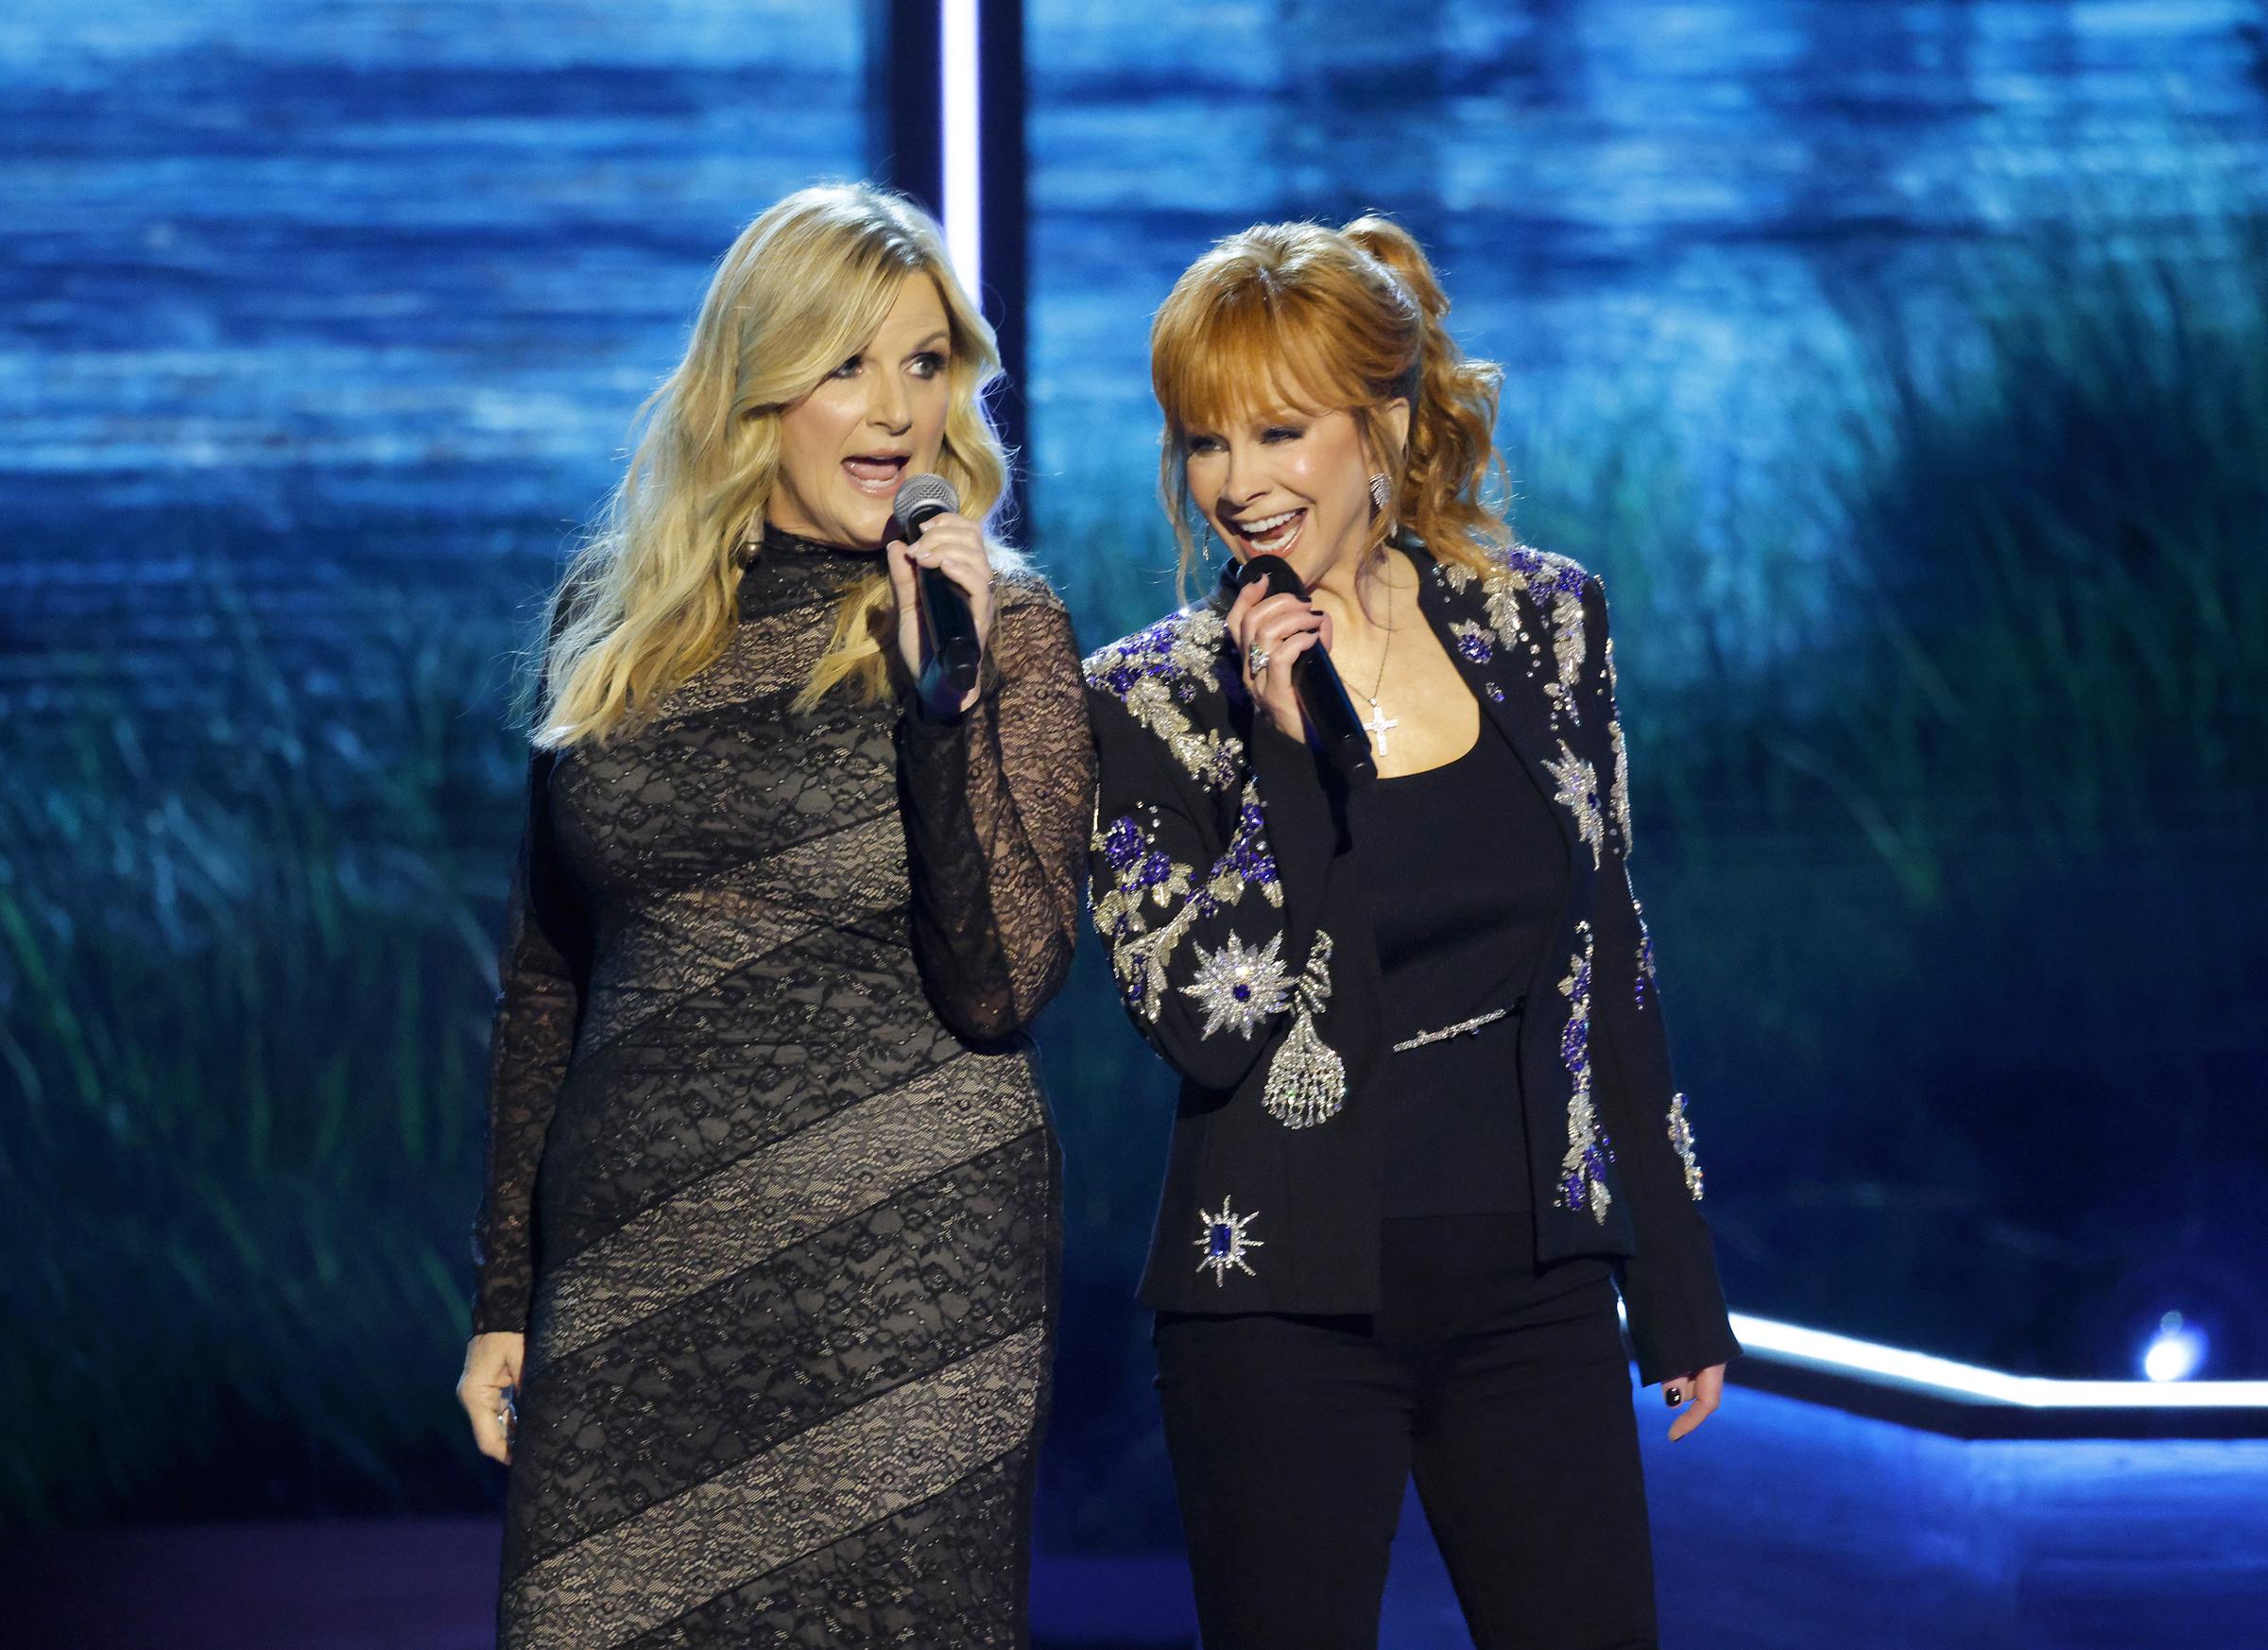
[[1247, 716, 1339, 893], [1617, 1231, 1742, 1387]]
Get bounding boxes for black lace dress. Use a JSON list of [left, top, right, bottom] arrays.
[[471, 525, 1093, 1649]]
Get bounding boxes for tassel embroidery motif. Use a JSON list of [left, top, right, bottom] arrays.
[[1263, 930, 1345, 1128]]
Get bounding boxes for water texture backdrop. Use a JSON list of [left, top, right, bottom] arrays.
[[3, 0, 2264, 1542]]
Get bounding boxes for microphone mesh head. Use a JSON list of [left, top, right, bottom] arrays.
[[891, 473, 961, 539]]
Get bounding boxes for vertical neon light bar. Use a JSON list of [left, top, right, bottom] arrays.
[[941, 0, 982, 301]]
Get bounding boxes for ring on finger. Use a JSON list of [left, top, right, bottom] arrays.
[[1247, 645, 1272, 676]]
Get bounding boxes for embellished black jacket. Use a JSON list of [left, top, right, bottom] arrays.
[[1082, 540, 1740, 1385]]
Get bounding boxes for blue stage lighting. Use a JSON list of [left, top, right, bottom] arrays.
[[2142, 1313, 2207, 1383]]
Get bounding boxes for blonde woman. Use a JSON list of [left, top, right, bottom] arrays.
[[454, 184, 1091, 1648], [1083, 218, 1737, 1648]]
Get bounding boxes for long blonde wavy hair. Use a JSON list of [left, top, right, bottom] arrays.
[[1149, 215, 1509, 591], [534, 183, 1009, 747]]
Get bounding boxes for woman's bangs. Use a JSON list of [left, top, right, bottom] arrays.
[[1159, 288, 1350, 437]]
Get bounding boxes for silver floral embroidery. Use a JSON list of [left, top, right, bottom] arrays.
[[1194, 1195, 1264, 1285], [1541, 740, 1606, 868], [1634, 898, 1658, 1011], [1182, 931, 1293, 1040], [1458, 543, 1592, 732], [1544, 591, 1586, 726], [1666, 1092, 1704, 1200], [1605, 634, 1634, 854], [1555, 919, 1614, 1222], [1090, 785, 1281, 1025], [1084, 608, 1245, 792], [1263, 930, 1345, 1128], [1448, 618, 1496, 666], [1482, 576, 1530, 665], [1503, 546, 1590, 730]]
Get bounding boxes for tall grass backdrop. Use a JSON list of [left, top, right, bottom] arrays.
[[5, 199, 2263, 1538]]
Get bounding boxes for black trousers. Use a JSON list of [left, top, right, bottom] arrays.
[[1154, 1215, 1658, 1650]]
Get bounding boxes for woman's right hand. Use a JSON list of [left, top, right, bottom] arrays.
[[458, 1331, 524, 1465], [1226, 576, 1332, 744]]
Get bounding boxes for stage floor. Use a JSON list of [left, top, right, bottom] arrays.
[[8, 1382, 2264, 1649]]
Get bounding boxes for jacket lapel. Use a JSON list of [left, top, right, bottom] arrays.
[[1409, 543, 1589, 869], [1211, 542, 1602, 876]]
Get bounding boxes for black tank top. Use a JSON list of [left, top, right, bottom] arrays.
[[1347, 715, 1569, 1215]]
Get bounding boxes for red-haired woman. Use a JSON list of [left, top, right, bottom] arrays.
[[1082, 217, 1737, 1649]]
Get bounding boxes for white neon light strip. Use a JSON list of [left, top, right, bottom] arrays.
[[1722, 1312, 2268, 1409], [941, 0, 982, 301]]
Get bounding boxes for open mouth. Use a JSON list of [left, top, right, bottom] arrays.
[[842, 452, 911, 495], [1225, 507, 1306, 557]]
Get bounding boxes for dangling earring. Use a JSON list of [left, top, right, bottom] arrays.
[[1368, 472, 1392, 516]]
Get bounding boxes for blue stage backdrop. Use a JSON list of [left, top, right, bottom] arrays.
[[3, 0, 2264, 1553]]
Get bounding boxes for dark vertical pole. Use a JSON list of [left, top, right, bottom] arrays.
[[863, 0, 1028, 527], [977, 0, 1029, 527], [865, 0, 943, 219]]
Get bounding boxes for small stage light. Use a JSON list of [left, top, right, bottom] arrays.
[[2141, 1313, 2207, 1384]]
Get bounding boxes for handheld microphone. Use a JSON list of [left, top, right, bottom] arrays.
[[1233, 553, 1377, 787], [890, 473, 983, 707]]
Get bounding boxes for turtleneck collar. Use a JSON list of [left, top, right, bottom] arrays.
[[736, 521, 880, 615], [747, 521, 879, 564]]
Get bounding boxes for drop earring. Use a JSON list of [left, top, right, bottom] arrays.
[[1368, 472, 1392, 516]]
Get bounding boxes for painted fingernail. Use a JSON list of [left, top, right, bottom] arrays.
[[1666, 1388, 1684, 1407]]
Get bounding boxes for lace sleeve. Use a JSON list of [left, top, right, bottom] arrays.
[[471, 749, 589, 1334], [894, 576, 1095, 1042]]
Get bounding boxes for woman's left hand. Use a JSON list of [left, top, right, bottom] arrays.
[[885, 509, 994, 714], [1662, 1364, 1727, 1441]]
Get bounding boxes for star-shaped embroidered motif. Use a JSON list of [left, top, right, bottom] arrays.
[[1181, 931, 1293, 1040], [1194, 1195, 1264, 1285]]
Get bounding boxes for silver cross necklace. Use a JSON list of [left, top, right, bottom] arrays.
[[1359, 559, 1398, 756]]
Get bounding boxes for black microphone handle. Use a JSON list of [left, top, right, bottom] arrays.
[[1235, 555, 1377, 787], [1288, 637, 1378, 787], [899, 499, 983, 705], [916, 562, 983, 701]]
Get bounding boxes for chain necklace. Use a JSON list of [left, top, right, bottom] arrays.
[[1357, 555, 1399, 756]]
